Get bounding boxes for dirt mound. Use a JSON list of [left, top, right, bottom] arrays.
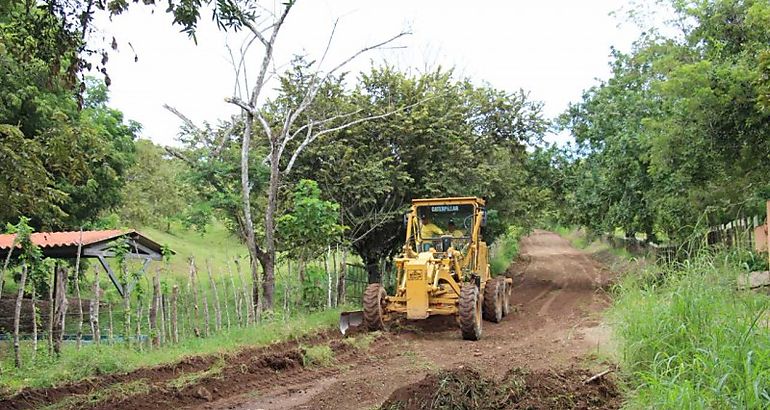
[[380, 366, 621, 410]]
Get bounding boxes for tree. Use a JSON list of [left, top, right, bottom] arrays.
[[559, 0, 770, 241], [163, 1, 412, 309], [286, 66, 548, 282], [277, 179, 345, 282], [0, 6, 138, 230], [118, 138, 195, 231]]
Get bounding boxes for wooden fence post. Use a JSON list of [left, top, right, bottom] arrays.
[[206, 260, 222, 332], [171, 285, 179, 344], [188, 257, 201, 337], [150, 272, 160, 348], [766, 200, 770, 267], [90, 267, 101, 345]]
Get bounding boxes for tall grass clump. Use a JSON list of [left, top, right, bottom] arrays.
[[612, 250, 770, 408], [490, 226, 522, 275]]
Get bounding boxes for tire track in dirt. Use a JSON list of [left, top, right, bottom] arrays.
[[218, 230, 618, 410]]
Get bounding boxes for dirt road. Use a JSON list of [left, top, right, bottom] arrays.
[[2, 230, 619, 410], [214, 230, 618, 409]]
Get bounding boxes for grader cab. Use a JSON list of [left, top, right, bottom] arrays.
[[340, 197, 512, 340]]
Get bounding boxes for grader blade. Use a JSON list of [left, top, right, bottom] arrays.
[[339, 310, 364, 335]]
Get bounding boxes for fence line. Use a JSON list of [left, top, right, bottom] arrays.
[[603, 201, 770, 265]]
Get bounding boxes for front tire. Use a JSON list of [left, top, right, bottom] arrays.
[[459, 284, 482, 340], [363, 283, 387, 331]]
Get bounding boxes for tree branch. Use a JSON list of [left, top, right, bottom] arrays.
[[283, 97, 432, 174]]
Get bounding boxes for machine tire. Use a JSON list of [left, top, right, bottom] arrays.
[[459, 284, 482, 341], [482, 277, 503, 323], [502, 279, 512, 317], [363, 283, 387, 331]]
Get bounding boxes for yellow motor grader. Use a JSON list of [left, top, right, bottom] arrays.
[[340, 197, 512, 340]]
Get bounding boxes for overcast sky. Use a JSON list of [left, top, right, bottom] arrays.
[[98, 1, 645, 146]]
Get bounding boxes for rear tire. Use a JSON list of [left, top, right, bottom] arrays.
[[363, 283, 387, 331], [482, 278, 503, 323], [502, 279, 511, 317], [459, 284, 482, 340]]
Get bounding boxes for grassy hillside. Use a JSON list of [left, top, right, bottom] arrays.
[[137, 222, 248, 281]]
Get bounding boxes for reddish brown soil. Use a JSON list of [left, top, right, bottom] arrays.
[[0, 230, 621, 410], [381, 366, 621, 409]]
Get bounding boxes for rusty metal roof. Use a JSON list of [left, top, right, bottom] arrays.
[[0, 230, 129, 250]]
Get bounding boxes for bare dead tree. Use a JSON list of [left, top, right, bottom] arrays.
[[163, 1, 417, 310]]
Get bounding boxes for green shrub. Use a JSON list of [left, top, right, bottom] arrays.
[[489, 226, 522, 275], [612, 251, 770, 408]]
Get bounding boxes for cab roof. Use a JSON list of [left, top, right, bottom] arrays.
[[411, 196, 486, 206]]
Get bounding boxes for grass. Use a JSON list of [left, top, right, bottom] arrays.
[[342, 332, 378, 350], [611, 250, 770, 408], [0, 308, 343, 395], [301, 344, 334, 367], [40, 378, 151, 410], [139, 221, 248, 280]]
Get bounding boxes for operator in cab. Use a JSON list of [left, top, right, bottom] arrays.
[[446, 220, 464, 238], [420, 213, 443, 238]]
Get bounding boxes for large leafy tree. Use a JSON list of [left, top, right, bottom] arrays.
[[561, 0, 770, 241], [289, 66, 547, 281], [0, 3, 138, 230]]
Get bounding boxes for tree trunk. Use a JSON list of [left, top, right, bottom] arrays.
[[13, 264, 28, 368], [206, 261, 222, 332], [337, 247, 347, 305], [150, 272, 160, 348], [262, 146, 280, 309], [90, 268, 100, 345], [171, 285, 179, 344], [74, 229, 84, 350], [239, 110, 268, 312], [365, 255, 381, 284]]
